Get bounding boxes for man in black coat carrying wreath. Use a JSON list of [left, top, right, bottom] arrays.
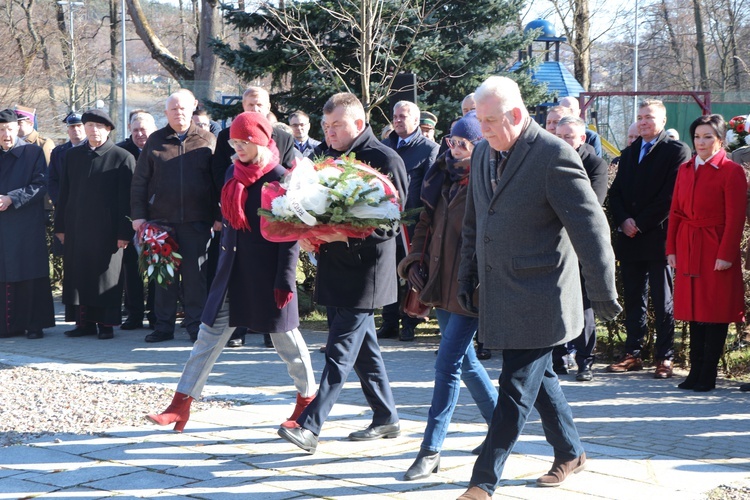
[[278, 93, 408, 454]]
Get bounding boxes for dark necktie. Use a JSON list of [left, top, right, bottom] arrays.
[[397, 139, 406, 149], [640, 142, 653, 163]]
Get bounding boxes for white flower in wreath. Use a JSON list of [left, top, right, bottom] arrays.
[[348, 200, 401, 221], [726, 129, 738, 146], [745, 135, 750, 146], [271, 196, 295, 218], [364, 178, 386, 204], [317, 167, 342, 185], [296, 183, 331, 215]]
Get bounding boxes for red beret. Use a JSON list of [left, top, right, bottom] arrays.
[[229, 112, 272, 147]]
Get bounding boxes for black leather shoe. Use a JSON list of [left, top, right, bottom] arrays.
[[348, 423, 400, 441], [404, 450, 440, 481], [120, 319, 143, 330], [477, 348, 492, 360], [264, 333, 274, 348], [277, 426, 318, 454], [399, 325, 415, 342], [145, 331, 174, 343], [98, 325, 114, 340], [553, 363, 568, 376], [576, 368, 593, 381], [26, 330, 44, 339], [740, 383, 750, 392], [376, 324, 399, 339], [65, 324, 97, 337], [576, 360, 593, 382], [227, 338, 244, 348]]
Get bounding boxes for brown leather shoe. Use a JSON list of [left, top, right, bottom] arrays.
[[456, 486, 492, 499], [606, 354, 643, 372], [536, 453, 586, 487], [654, 359, 673, 379]]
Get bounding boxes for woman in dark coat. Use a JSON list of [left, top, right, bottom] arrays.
[[397, 113, 498, 480], [147, 112, 315, 432], [0, 109, 55, 339], [667, 114, 747, 392], [54, 110, 134, 339]]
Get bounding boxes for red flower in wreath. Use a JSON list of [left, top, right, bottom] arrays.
[[161, 243, 172, 257]]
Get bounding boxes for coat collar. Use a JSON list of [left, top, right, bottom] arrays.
[[686, 149, 727, 170], [489, 119, 537, 199], [4, 137, 29, 159], [165, 121, 198, 140], [88, 138, 115, 156]]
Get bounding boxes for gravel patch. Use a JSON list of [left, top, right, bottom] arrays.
[[706, 485, 750, 500], [0, 363, 233, 447]]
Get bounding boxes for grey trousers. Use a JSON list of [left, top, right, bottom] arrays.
[[176, 297, 316, 399]]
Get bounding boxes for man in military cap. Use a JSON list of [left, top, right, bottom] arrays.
[[49, 112, 86, 206], [15, 105, 55, 165], [419, 111, 438, 143]]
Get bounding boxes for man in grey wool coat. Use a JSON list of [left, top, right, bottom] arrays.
[[455, 76, 622, 500]]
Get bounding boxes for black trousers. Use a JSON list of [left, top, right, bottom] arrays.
[[122, 244, 155, 323], [621, 259, 675, 360], [153, 222, 210, 335], [297, 307, 398, 435]]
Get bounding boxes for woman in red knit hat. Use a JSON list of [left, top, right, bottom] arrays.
[[146, 112, 316, 431]]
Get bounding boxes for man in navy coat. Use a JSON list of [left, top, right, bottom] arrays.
[[278, 93, 408, 454]]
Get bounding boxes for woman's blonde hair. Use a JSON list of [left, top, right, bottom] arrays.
[[253, 144, 273, 167]]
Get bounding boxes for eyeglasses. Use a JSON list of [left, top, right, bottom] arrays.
[[228, 139, 253, 149], [447, 138, 470, 150]]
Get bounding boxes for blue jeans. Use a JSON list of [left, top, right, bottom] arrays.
[[470, 347, 584, 494], [421, 309, 498, 452]]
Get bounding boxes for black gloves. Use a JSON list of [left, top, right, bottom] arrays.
[[457, 277, 479, 314]]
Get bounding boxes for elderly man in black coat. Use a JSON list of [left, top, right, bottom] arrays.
[[278, 93, 408, 454], [0, 109, 55, 339], [55, 110, 135, 339]]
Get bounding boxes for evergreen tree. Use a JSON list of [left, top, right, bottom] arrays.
[[210, 0, 549, 133]]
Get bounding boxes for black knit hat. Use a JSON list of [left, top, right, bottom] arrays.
[[0, 109, 17, 124], [81, 109, 115, 129]]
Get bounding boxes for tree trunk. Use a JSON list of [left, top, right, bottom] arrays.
[[572, 0, 590, 91], [109, 0, 119, 136], [692, 0, 709, 90], [724, 0, 741, 89], [125, 0, 194, 83], [193, 0, 219, 101]]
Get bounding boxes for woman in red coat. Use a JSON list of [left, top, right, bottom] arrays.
[[667, 114, 747, 392]]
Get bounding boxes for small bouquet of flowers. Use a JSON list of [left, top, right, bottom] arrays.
[[135, 221, 182, 288], [258, 154, 402, 250], [726, 115, 750, 152]]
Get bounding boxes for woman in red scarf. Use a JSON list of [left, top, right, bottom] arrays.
[[146, 112, 316, 431], [667, 114, 747, 392]]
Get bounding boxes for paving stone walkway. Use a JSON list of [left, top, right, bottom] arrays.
[[1, 304, 749, 499]]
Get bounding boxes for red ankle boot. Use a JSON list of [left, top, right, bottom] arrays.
[[146, 392, 193, 432], [281, 393, 315, 428]]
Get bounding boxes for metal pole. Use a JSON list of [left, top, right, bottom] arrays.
[[121, 0, 127, 132], [633, 0, 639, 122]]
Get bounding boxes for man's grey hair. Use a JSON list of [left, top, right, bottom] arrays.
[[393, 100, 419, 117], [130, 111, 155, 127], [165, 89, 196, 109], [557, 115, 586, 131], [474, 76, 524, 112]]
